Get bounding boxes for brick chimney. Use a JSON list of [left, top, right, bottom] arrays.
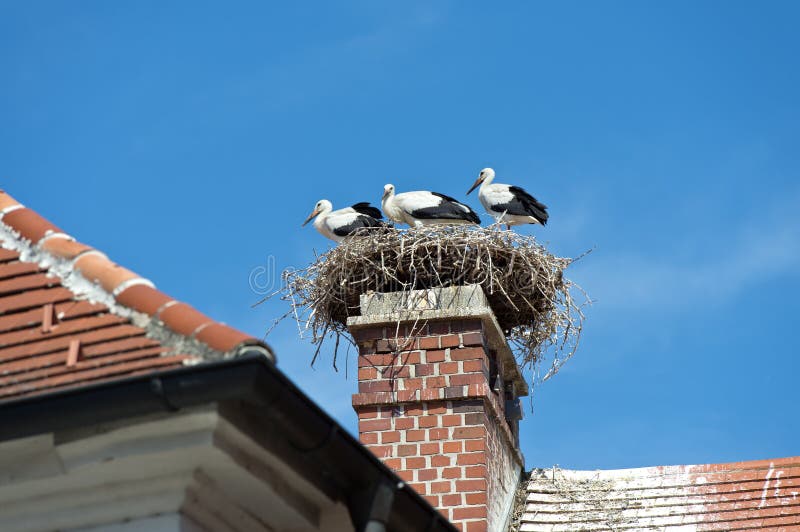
[[348, 285, 526, 532]]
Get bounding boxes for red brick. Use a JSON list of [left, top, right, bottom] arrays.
[[450, 347, 486, 361], [443, 441, 462, 453], [453, 506, 486, 520], [440, 334, 461, 348], [429, 481, 452, 494], [464, 413, 485, 425], [415, 363, 434, 376], [465, 492, 487, 505], [402, 378, 423, 391], [460, 332, 483, 346], [420, 442, 440, 455], [465, 465, 487, 478], [457, 453, 486, 466], [358, 367, 378, 380], [450, 373, 485, 386], [445, 386, 465, 399], [440, 362, 460, 374], [360, 432, 378, 444], [411, 482, 428, 495], [394, 417, 415, 430], [418, 415, 438, 428], [441, 493, 462, 506], [360, 418, 391, 432], [463, 519, 487, 532], [359, 380, 393, 393], [367, 445, 393, 458], [381, 431, 401, 444], [427, 402, 447, 415], [401, 351, 422, 364], [419, 336, 439, 349], [425, 376, 447, 388], [406, 429, 425, 442], [396, 469, 415, 482], [384, 458, 402, 470], [442, 467, 462, 479], [358, 353, 394, 367], [421, 388, 441, 401], [453, 426, 485, 439], [462, 359, 486, 374], [406, 404, 424, 416], [431, 455, 451, 467], [429, 428, 449, 440], [417, 468, 438, 481], [396, 389, 419, 402], [465, 439, 486, 452], [405, 457, 426, 468], [442, 414, 462, 427], [456, 479, 486, 492], [422, 495, 440, 507], [351, 392, 393, 407], [357, 406, 379, 419], [426, 349, 447, 363], [383, 365, 410, 379], [397, 444, 418, 456]]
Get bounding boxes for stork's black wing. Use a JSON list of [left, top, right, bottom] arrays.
[[409, 192, 480, 224], [490, 186, 549, 225], [331, 214, 390, 237], [350, 202, 383, 220]]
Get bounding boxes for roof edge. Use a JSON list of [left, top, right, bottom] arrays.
[[0, 189, 273, 363]]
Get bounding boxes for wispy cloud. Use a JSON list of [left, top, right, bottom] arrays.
[[571, 191, 800, 311]]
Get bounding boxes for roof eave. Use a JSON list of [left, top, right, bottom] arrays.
[[0, 353, 456, 532]]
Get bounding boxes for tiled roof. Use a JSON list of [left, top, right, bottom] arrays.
[[520, 456, 800, 531], [0, 190, 267, 400]]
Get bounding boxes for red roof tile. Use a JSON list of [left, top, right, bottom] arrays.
[[74, 252, 141, 294], [2, 207, 63, 243], [521, 456, 800, 531], [0, 190, 270, 400], [115, 283, 172, 315], [39, 236, 93, 259], [158, 302, 214, 336]]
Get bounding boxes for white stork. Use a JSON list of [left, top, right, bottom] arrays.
[[381, 184, 480, 227], [467, 168, 549, 229], [302, 199, 386, 242]]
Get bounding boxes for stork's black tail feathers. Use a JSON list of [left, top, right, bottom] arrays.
[[508, 186, 549, 225]]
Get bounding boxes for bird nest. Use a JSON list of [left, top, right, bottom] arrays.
[[269, 225, 588, 387]]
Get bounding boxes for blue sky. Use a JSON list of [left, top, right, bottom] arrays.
[[2, 2, 798, 470]]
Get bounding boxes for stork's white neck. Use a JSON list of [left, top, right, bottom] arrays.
[[481, 171, 496, 189], [381, 191, 402, 224]]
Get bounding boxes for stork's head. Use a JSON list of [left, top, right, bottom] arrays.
[[467, 167, 495, 195], [382, 183, 395, 201], [302, 199, 332, 226]]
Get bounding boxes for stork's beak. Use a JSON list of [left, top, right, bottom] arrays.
[[467, 176, 483, 195], [382, 189, 390, 201], [302, 208, 320, 226]]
